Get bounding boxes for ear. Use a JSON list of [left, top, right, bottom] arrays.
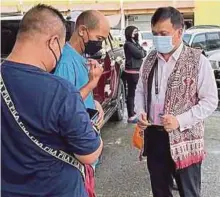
[[49, 35, 59, 47], [178, 28, 183, 38], [78, 25, 87, 37]]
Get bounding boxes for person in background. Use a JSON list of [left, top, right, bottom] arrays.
[[1, 5, 103, 197], [124, 26, 146, 123], [135, 7, 218, 197], [55, 10, 110, 129], [54, 10, 110, 169]]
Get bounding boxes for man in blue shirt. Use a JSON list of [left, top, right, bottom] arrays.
[[1, 5, 103, 197], [54, 10, 110, 129]]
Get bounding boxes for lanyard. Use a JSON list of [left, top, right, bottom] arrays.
[[154, 63, 159, 95]]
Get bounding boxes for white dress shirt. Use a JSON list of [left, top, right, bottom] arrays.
[[135, 43, 218, 131]]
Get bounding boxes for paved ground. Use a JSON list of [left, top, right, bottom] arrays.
[[95, 110, 220, 197]]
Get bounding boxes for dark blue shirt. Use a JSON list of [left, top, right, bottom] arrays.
[[1, 61, 100, 197]]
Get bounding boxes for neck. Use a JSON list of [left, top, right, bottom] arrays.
[[69, 33, 84, 55], [7, 41, 47, 71], [161, 41, 182, 62]]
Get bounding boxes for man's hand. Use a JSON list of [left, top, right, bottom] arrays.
[[137, 112, 151, 131], [161, 114, 180, 132], [87, 59, 103, 89], [80, 60, 103, 101], [94, 100, 104, 129]]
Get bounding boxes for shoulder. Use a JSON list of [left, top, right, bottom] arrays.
[[58, 44, 75, 65], [144, 50, 157, 63], [59, 43, 84, 64], [185, 46, 204, 67], [47, 73, 79, 95], [57, 44, 84, 69], [124, 41, 128, 47], [199, 53, 212, 70], [44, 74, 82, 112], [1, 61, 80, 102], [147, 50, 157, 58], [199, 53, 209, 62], [55, 44, 77, 77], [185, 45, 202, 58], [124, 41, 133, 47]]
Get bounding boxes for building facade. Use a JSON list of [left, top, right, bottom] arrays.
[[194, 0, 220, 26], [2, 0, 219, 29]]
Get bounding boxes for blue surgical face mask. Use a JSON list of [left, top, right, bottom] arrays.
[[153, 35, 174, 54]]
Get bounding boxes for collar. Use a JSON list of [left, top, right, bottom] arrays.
[[157, 42, 184, 62], [65, 42, 87, 65]]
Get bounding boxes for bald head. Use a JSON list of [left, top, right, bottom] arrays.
[[75, 10, 109, 31], [71, 10, 110, 55], [17, 4, 66, 40]]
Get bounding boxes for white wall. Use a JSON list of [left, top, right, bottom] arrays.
[[127, 14, 152, 31]]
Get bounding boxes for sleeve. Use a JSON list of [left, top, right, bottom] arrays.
[[59, 90, 101, 155], [126, 42, 146, 59], [54, 62, 76, 86], [176, 54, 218, 131], [134, 63, 146, 117]]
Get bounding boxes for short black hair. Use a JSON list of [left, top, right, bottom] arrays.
[[151, 7, 184, 29], [75, 10, 100, 30], [18, 4, 66, 37]]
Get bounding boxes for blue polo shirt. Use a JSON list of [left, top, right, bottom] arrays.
[[54, 43, 95, 109], [1, 61, 100, 197]]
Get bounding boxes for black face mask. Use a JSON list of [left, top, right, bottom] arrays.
[[49, 38, 62, 73], [133, 33, 139, 41], [82, 29, 103, 56], [84, 40, 103, 56]]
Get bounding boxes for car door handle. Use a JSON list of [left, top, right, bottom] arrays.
[[111, 60, 116, 67], [116, 56, 124, 65]]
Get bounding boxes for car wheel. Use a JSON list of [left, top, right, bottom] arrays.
[[111, 79, 125, 121]]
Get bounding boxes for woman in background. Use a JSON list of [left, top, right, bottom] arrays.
[[124, 26, 146, 123]]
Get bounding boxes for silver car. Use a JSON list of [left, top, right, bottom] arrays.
[[183, 26, 220, 57], [209, 51, 220, 100], [139, 31, 154, 55]]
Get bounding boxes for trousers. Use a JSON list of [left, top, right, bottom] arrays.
[[124, 72, 139, 118], [145, 126, 202, 197]]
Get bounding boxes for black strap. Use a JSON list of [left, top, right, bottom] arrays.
[[143, 58, 158, 157], [147, 58, 158, 120], [155, 63, 159, 95]]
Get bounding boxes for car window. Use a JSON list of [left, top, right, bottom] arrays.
[[102, 38, 112, 52], [66, 21, 75, 41], [108, 33, 122, 49], [1, 20, 20, 59], [141, 32, 153, 40], [110, 29, 121, 37], [183, 34, 192, 44], [206, 32, 220, 51], [191, 33, 207, 50], [1, 19, 75, 60]]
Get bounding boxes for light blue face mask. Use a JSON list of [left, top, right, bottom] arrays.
[[153, 35, 174, 54]]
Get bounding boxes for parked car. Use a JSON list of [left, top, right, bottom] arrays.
[[209, 51, 220, 101], [183, 26, 220, 57], [110, 29, 125, 47], [187, 25, 220, 30], [1, 14, 126, 125], [138, 31, 154, 55]]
